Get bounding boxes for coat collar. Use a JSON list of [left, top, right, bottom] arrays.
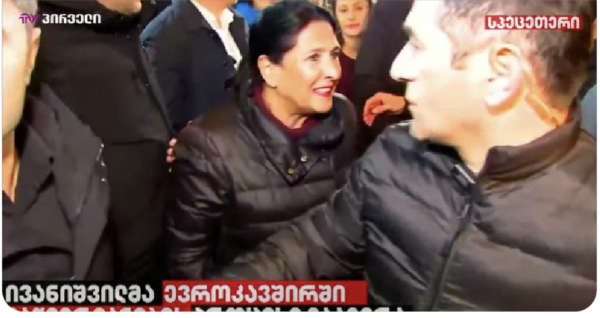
[[241, 83, 347, 185], [478, 105, 582, 184], [174, 0, 248, 57], [21, 84, 108, 279], [421, 103, 584, 192]]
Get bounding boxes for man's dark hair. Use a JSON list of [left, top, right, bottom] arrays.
[[437, 0, 594, 105], [248, 0, 339, 82]]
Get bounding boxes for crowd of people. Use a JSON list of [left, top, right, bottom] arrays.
[[2, 0, 597, 311]]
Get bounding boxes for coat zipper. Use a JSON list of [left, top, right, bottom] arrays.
[[74, 144, 105, 218], [422, 200, 474, 310], [71, 143, 104, 281]]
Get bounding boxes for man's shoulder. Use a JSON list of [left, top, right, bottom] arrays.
[[357, 123, 458, 187], [141, 1, 191, 40], [26, 85, 102, 155], [368, 121, 419, 155]]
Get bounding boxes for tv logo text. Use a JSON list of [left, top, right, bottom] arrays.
[[19, 13, 101, 25]]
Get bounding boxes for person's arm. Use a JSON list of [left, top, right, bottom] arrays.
[[213, 158, 367, 280], [167, 125, 233, 279], [141, 21, 187, 132]]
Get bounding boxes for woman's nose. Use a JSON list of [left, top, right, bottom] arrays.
[[323, 58, 341, 80]]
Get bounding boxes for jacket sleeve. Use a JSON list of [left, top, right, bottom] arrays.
[[213, 159, 367, 280], [167, 125, 233, 279], [141, 22, 187, 132]]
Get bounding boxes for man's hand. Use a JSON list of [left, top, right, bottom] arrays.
[[167, 138, 177, 164], [363, 92, 406, 126]]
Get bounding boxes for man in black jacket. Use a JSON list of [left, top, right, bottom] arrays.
[[141, 0, 248, 132], [32, 0, 173, 282], [3, 0, 112, 281], [216, 0, 596, 311]]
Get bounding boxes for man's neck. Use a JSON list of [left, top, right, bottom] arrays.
[[2, 132, 20, 201], [342, 36, 360, 59], [456, 143, 489, 176], [262, 86, 309, 129], [194, 0, 228, 26]]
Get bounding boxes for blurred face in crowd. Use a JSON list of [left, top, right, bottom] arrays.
[[260, 21, 342, 115], [2, 0, 41, 138], [98, 0, 142, 15], [390, 1, 490, 145], [335, 0, 370, 39]]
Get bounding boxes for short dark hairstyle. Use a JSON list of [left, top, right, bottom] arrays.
[[437, 0, 595, 105], [248, 0, 338, 81]]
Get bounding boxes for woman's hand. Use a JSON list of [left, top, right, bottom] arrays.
[[167, 138, 177, 164], [363, 92, 406, 126]]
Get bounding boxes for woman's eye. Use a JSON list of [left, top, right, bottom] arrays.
[[308, 54, 320, 61]]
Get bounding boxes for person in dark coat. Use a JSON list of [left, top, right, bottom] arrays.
[[3, 0, 112, 281], [214, 0, 596, 311], [141, 0, 248, 133], [352, 0, 413, 153], [167, 0, 359, 279], [31, 0, 174, 282]]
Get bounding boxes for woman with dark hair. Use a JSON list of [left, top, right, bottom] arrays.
[[234, 0, 277, 25], [331, 0, 372, 98], [167, 0, 359, 279]]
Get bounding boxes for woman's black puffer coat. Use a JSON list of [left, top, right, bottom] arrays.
[[167, 89, 359, 279]]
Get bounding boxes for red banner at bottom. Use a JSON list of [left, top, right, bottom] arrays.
[[13, 306, 188, 312], [13, 306, 407, 312]]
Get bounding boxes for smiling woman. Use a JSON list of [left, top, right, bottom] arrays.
[[167, 0, 360, 280]]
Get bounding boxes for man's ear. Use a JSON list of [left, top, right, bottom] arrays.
[[484, 43, 526, 114], [257, 55, 280, 88], [25, 27, 41, 86]]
